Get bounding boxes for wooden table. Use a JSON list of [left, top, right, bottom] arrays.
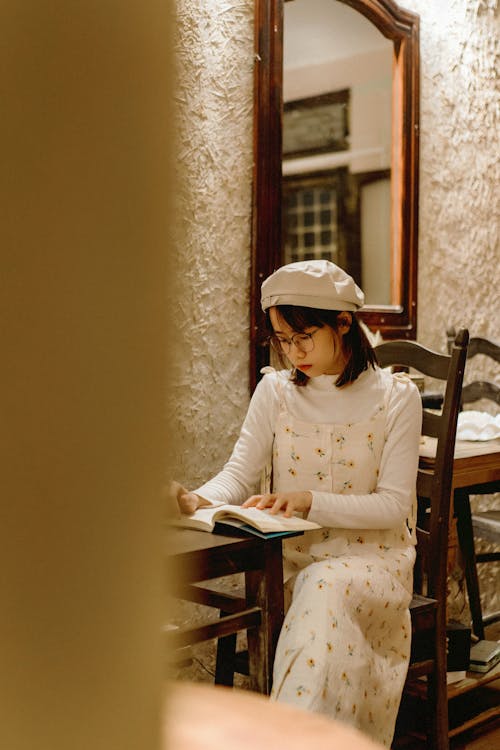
[[417, 437, 500, 737], [419, 437, 500, 491], [165, 527, 286, 695], [419, 437, 500, 588]]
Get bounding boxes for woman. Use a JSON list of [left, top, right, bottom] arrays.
[[176, 260, 421, 747]]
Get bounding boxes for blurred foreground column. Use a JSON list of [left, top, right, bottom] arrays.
[[0, 2, 172, 749]]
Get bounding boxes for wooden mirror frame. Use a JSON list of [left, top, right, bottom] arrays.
[[250, 0, 420, 390]]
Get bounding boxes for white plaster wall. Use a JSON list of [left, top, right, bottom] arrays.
[[412, 0, 499, 358], [170, 0, 254, 488], [172, 0, 499, 675]]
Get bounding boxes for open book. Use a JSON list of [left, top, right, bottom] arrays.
[[171, 503, 321, 538]]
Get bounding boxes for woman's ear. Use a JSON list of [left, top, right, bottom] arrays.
[[337, 312, 352, 335]]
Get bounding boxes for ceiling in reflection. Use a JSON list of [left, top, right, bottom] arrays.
[[284, 0, 390, 70]]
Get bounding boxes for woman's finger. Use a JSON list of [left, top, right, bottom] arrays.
[[256, 493, 277, 509], [179, 492, 199, 515], [242, 494, 277, 509], [241, 495, 261, 508], [268, 495, 287, 514]]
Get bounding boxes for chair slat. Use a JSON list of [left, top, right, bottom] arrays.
[[422, 410, 441, 438], [467, 337, 500, 361], [462, 380, 500, 405], [376, 341, 451, 380]]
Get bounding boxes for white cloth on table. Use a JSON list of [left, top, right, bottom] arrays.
[[456, 410, 500, 441]]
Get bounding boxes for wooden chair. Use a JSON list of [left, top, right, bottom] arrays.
[[375, 329, 469, 750], [212, 331, 468, 749], [446, 327, 500, 639]]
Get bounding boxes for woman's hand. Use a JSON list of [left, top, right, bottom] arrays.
[[169, 481, 212, 515], [241, 491, 312, 517]]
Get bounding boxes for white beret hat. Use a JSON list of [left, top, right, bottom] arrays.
[[261, 259, 364, 312]]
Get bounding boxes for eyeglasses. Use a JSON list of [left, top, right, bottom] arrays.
[[271, 329, 320, 354]]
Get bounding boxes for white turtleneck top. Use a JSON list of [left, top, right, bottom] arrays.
[[194, 366, 422, 531]]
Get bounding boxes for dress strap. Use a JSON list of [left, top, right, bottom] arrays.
[[261, 365, 288, 415]]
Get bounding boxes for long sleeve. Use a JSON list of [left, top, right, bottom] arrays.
[[193, 367, 422, 530], [307, 375, 422, 530]]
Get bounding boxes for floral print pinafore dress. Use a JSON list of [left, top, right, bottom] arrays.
[[268, 374, 416, 747]]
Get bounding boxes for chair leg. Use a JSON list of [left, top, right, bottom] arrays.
[[455, 489, 485, 640], [426, 612, 450, 750], [426, 670, 449, 750], [214, 631, 237, 686]]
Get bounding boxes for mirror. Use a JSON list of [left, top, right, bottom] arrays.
[[251, 0, 420, 390]]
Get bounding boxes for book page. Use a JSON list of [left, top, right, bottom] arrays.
[[171, 504, 321, 533], [220, 506, 321, 532]]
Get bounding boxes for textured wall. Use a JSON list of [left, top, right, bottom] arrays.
[[413, 0, 499, 355], [170, 1, 254, 487], [172, 1, 499, 628]]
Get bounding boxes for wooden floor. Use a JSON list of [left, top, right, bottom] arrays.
[[394, 621, 500, 749]]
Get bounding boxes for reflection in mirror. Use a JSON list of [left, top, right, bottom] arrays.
[[251, 0, 420, 390], [283, 0, 393, 305]]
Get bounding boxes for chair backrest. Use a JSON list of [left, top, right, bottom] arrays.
[[446, 326, 500, 406], [375, 329, 469, 601]]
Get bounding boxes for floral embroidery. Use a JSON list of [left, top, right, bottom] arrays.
[[288, 467, 297, 477], [290, 451, 301, 462], [314, 447, 325, 457], [315, 471, 327, 481], [367, 432, 374, 451], [335, 458, 355, 468]]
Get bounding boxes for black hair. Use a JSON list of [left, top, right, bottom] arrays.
[[265, 305, 378, 387]]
